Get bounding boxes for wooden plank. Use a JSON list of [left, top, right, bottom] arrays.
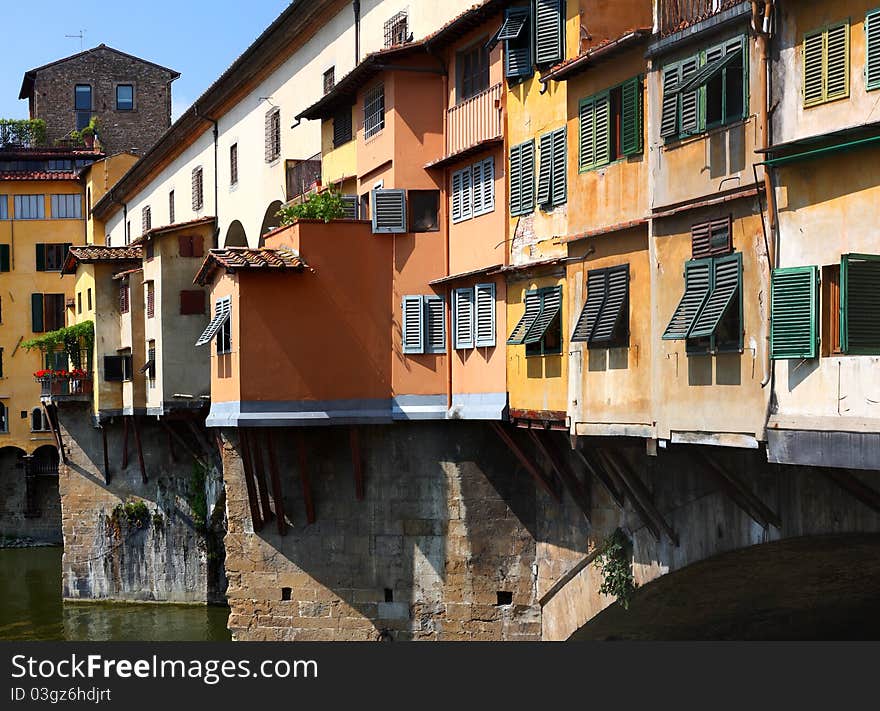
[[265, 429, 288, 536], [492, 422, 561, 502], [296, 431, 316, 524], [249, 429, 275, 524], [701, 452, 781, 529], [530, 431, 590, 521], [821, 467, 880, 514], [350, 426, 365, 501], [43, 404, 67, 464], [595, 448, 660, 542], [238, 429, 264, 532], [101, 426, 111, 484]]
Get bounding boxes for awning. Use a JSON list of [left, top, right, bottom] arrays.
[[195, 300, 230, 346]]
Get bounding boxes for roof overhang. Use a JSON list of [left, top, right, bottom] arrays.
[[757, 122, 880, 168], [194, 247, 307, 286], [133, 216, 216, 246], [61, 245, 143, 275], [542, 28, 653, 83]]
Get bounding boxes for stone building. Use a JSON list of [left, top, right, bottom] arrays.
[[19, 45, 179, 155]]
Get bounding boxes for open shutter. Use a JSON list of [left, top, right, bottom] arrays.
[[402, 295, 425, 354], [593, 93, 612, 168], [620, 78, 643, 156], [35, 244, 46, 272], [503, 7, 532, 79], [678, 46, 742, 94], [689, 253, 742, 339], [770, 266, 818, 360], [571, 269, 607, 343], [537, 131, 554, 207], [508, 290, 541, 345], [424, 296, 446, 354], [478, 158, 495, 216], [663, 259, 712, 339], [340, 195, 359, 219], [803, 30, 825, 105], [475, 282, 496, 348], [591, 266, 629, 344], [525, 286, 562, 345], [679, 56, 700, 135], [535, 0, 563, 66], [825, 23, 850, 101], [454, 288, 475, 349], [841, 254, 880, 354], [0, 244, 10, 272], [372, 189, 407, 233], [867, 10, 880, 90], [660, 65, 681, 138], [31, 293, 44, 332], [551, 127, 567, 206], [195, 299, 231, 346]]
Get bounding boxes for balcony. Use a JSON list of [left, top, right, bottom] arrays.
[[435, 83, 503, 167], [38, 373, 93, 402], [658, 0, 749, 37]]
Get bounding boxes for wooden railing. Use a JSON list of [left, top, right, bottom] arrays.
[[658, 0, 749, 36], [446, 83, 503, 158]]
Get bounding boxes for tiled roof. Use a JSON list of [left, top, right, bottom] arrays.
[[133, 216, 216, 245], [61, 245, 142, 274], [194, 247, 307, 285], [112, 267, 144, 281], [0, 171, 80, 181], [543, 29, 653, 83]]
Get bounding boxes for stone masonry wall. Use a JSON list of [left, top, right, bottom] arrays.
[[0, 448, 62, 544], [31, 46, 174, 154]]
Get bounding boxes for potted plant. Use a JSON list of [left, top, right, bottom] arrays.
[[80, 117, 99, 149]]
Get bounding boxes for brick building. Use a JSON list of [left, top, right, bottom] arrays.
[[19, 44, 179, 155]]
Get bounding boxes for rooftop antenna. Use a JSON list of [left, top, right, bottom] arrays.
[[65, 30, 86, 51]]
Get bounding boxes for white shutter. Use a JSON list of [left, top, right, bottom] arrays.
[[454, 288, 475, 349], [402, 295, 424, 353], [460, 167, 473, 221], [424, 296, 446, 354], [451, 169, 464, 223], [471, 160, 484, 217], [372, 189, 407, 233], [476, 157, 495, 216], [475, 282, 496, 348]]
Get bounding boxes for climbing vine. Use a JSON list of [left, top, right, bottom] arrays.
[[22, 321, 94, 369], [110, 499, 151, 532], [595, 529, 637, 610]]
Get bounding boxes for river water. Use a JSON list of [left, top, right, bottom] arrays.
[[0, 547, 231, 641]]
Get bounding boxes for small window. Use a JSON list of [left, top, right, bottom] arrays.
[[537, 127, 567, 210], [508, 286, 563, 357], [0, 195, 7, 220], [119, 282, 130, 314], [77, 292, 82, 315], [364, 85, 385, 139], [116, 84, 134, 111], [217, 300, 232, 355], [509, 140, 535, 216], [384, 10, 409, 47], [33, 293, 65, 332], [74, 84, 92, 110], [146, 282, 155, 319], [178, 234, 205, 258], [141, 205, 151, 235], [265, 108, 281, 163], [333, 107, 353, 148], [87, 288, 92, 311], [143, 340, 156, 382], [230, 143, 238, 186], [691, 216, 732, 259], [323, 67, 335, 95], [145, 239, 154, 261], [457, 43, 489, 102], [14, 195, 44, 220], [409, 190, 440, 233], [192, 167, 204, 211], [579, 78, 643, 172], [371, 189, 406, 233], [0, 244, 9, 272], [37, 243, 71, 272], [31, 407, 50, 433], [401, 295, 445, 354], [501, 6, 533, 80], [571, 265, 630, 348], [168, 190, 175, 223], [0, 402, 7, 433]]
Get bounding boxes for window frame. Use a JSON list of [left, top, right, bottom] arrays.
[[451, 157, 495, 224], [364, 84, 386, 140], [456, 40, 490, 103], [115, 83, 135, 111], [525, 286, 563, 357], [579, 77, 644, 173], [802, 21, 851, 107]]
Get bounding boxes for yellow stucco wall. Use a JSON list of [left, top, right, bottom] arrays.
[[84, 154, 139, 245], [321, 112, 357, 188]]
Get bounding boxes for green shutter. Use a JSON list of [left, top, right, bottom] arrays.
[[770, 266, 818, 360], [689, 253, 742, 339], [537, 131, 554, 207], [508, 290, 542, 345], [525, 286, 562, 345], [35, 243, 46, 272], [663, 259, 712, 340], [593, 93, 611, 167], [31, 293, 44, 333], [0, 244, 9, 272], [591, 265, 629, 344], [578, 98, 596, 170], [841, 253, 880, 354], [867, 10, 880, 90], [679, 56, 700, 135], [402, 295, 425, 354], [551, 127, 567, 206], [535, 0, 563, 66], [571, 269, 607, 343], [520, 140, 535, 214], [620, 78, 643, 156], [509, 143, 522, 216], [660, 64, 681, 138]]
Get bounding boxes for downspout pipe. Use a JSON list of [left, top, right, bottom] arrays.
[[195, 105, 220, 249], [354, 0, 361, 64]]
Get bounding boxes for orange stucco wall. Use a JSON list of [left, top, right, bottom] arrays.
[[208, 275, 241, 405], [450, 274, 507, 398]]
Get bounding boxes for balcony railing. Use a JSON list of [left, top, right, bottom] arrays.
[[446, 83, 503, 159], [38, 374, 93, 400], [658, 0, 749, 36]]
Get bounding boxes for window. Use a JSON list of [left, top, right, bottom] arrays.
[[770, 266, 819, 360], [364, 85, 385, 139], [661, 36, 746, 140], [535, 0, 564, 65], [691, 216, 732, 258], [537, 127, 567, 209], [571, 265, 630, 348], [146, 281, 155, 319], [457, 43, 489, 102], [452, 157, 495, 223], [454, 283, 496, 349], [168, 190, 175, 223], [31, 293, 65, 333], [803, 22, 849, 107], [77, 292, 82, 315], [141, 341, 156, 382], [500, 6, 532, 80], [119, 282, 130, 314], [663, 253, 743, 354], [507, 286, 563, 357], [371, 189, 407, 233], [265, 108, 281, 162], [196, 297, 232, 353], [409, 190, 440, 233], [323, 67, 335, 95], [192, 167, 204, 210], [821, 264, 842, 356], [180, 290, 206, 315], [145, 239, 154, 261], [0, 196, 7, 220], [31, 408, 50, 433], [579, 78, 643, 171], [509, 140, 535, 216], [868, 11, 880, 91], [401, 295, 446, 354], [230, 144, 238, 186], [50, 194, 81, 219], [384, 10, 409, 47], [75, 84, 92, 130], [0, 403, 7, 433], [333, 107, 353, 148], [36, 243, 71, 272], [141, 205, 151, 235], [14, 195, 44, 220], [0, 244, 8, 272], [178, 234, 205, 257], [87, 288, 92, 311], [116, 84, 134, 111], [340, 195, 359, 219], [839, 254, 880, 354], [104, 353, 133, 382]]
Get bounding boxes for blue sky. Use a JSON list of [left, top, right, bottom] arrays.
[[0, 0, 291, 121]]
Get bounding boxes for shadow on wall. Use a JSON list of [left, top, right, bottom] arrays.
[[0, 446, 62, 544], [258, 202, 284, 247]]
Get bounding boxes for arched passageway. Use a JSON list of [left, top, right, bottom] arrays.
[[223, 220, 248, 248], [257, 201, 284, 246]]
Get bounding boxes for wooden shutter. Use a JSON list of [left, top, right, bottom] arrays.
[[192, 168, 203, 210], [371, 189, 407, 233], [525, 286, 562, 345], [660, 65, 681, 138], [770, 266, 818, 360], [841, 254, 880, 354], [31, 293, 44, 332], [571, 269, 607, 343], [503, 7, 532, 79], [477, 158, 495, 216], [537, 131, 554, 207], [535, 0, 563, 66], [35, 243, 46, 272], [511, 140, 535, 216], [454, 288, 475, 349], [593, 93, 611, 167], [803, 30, 825, 105], [551, 127, 567, 206], [620, 77, 643, 156], [424, 296, 446, 354], [591, 266, 629, 344], [475, 282, 496, 348], [471, 161, 485, 217], [690, 254, 742, 339], [509, 144, 522, 215], [461, 166, 474, 220], [663, 259, 712, 339], [191, 235, 204, 258], [402, 295, 424, 354], [680, 56, 700, 134], [825, 23, 850, 101], [451, 168, 465, 222], [179, 234, 192, 257], [578, 97, 596, 170], [333, 107, 353, 147], [867, 10, 880, 90], [340, 195, 359, 219], [692, 216, 732, 258], [508, 290, 541, 345], [146, 282, 155, 319], [0, 244, 9, 272]]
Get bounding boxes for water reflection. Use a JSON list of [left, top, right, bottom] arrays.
[[0, 548, 230, 641]]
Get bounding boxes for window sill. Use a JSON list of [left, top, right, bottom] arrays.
[[662, 116, 751, 151]]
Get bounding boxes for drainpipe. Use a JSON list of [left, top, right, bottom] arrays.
[[354, 1, 361, 64], [195, 105, 220, 249]]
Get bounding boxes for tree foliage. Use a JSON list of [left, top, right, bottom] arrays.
[[277, 190, 346, 225]]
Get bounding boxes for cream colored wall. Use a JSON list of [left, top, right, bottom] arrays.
[[90, 263, 124, 416]]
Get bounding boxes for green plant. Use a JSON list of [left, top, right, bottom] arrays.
[[595, 529, 637, 610], [111, 499, 151, 531], [0, 118, 47, 147], [22, 321, 94, 370], [277, 190, 346, 225], [152, 511, 165, 529], [80, 116, 99, 139]]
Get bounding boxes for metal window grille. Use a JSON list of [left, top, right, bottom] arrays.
[[265, 108, 281, 162], [142, 205, 151, 234], [146, 282, 155, 319], [230, 143, 238, 185], [323, 67, 335, 95], [168, 190, 175, 223], [192, 167, 203, 210], [364, 85, 385, 139], [384, 11, 409, 47]]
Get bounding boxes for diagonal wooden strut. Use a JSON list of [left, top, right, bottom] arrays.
[[821, 467, 880, 515], [296, 431, 316, 524], [699, 451, 781, 529], [265, 429, 288, 536], [101, 426, 111, 484], [491, 422, 561, 502], [238, 429, 264, 532], [529, 430, 590, 521], [249, 429, 275, 524], [574, 444, 624, 509]]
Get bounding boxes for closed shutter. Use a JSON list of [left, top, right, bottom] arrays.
[[591, 266, 629, 344], [689, 254, 742, 339], [551, 127, 567, 206], [454, 288, 475, 349], [620, 77, 643, 156], [191, 235, 204, 258], [475, 282, 496, 348], [424, 296, 446, 353], [537, 131, 554, 207], [179, 234, 192, 257], [35, 243, 46, 272], [333, 107, 353, 147], [660, 65, 681, 138], [525, 286, 562, 345], [477, 158, 495, 216], [770, 266, 818, 360], [867, 10, 880, 90], [340, 195, 359, 219], [571, 269, 607, 343], [841, 254, 880, 354], [471, 160, 484, 217], [663, 259, 712, 339], [0, 244, 9, 272], [402, 295, 424, 354], [593, 93, 611, 167], [578, 97, 596, 170], [803, 30, 825, 105], [825, 23, 849, 101], [31, 293, 44, 333], [509, 144, 522, 215], [508, 290, 541, 345], [680, 56, 700, 135], [692, 216, 732, 258], [452, 169, 465, 222], [461, 166, 473, 220], [371, 189, 407, 233], [535, 0, 563, 66], [503, 7, 532, 79], [510, 140, 535, 216]]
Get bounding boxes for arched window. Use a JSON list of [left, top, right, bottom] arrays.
[[31, 407, 48, 432], [0, 403, 7, 433]]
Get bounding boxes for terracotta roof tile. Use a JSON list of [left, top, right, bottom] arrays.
[[543, 29, 653, 82], [194, 247, 307, 285], [62, 245, 142, 274]]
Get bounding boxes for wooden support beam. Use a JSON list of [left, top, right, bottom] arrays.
[[607, 449, 678, 546], [121, 416, 129, 470], [491, 422, 561, 502], [697, 451, 770, 529], [159, 420, 208, 470], [700, 452, 781, 529], [350, 426, 365, 501], [43, 404, 67, 464], [101, 427, 111, 484], [595, 447, 660, 541], [238, 429, 263, 532], [265, 429, 288, 536], [249, 430, 275, 524], [529, 431, 590, 521], [821, 467, 880, 515], [131, 416, 148, 484], [296, 431, 316, 524], [574, 445, 624, 509]]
